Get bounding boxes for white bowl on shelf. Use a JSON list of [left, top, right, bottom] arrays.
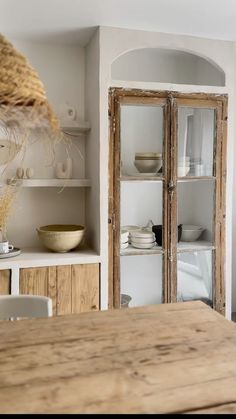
[[134, 159, 162, 173], [181, 225, 204, 242], [178, 165, 190, 177]]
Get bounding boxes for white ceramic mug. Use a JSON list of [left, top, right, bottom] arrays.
[[0, 241, 14, 254]]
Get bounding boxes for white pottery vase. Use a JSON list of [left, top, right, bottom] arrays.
[[55, 157, 72, 179]]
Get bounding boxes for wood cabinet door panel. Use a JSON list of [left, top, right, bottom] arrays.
[[19, 264, 100, 316], [72, 264, 100, 313], [0, 270, 11, 294]]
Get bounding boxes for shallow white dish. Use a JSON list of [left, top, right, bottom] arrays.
[[131, 242, 156, 249], [122, 225, 140, 232], [131, 236, 156, 244], [130, 230, 155, 239], [0, 247, 21, 258], [120, 242, 129, 249], [181, 225, 204, 242]]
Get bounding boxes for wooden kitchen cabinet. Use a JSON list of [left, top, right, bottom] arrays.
[[0, 270, 11, 295], [109, 88, 227, 315], [20, 264, 100, 316]]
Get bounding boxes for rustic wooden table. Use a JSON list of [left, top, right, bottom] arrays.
[[0, 301, 236, 414]]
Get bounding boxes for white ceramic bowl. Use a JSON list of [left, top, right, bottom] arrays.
[[181, 225, 204, 242], [178, 165, 190, 177], [37, 224, 85, 252], [134, 159, 162, 173]]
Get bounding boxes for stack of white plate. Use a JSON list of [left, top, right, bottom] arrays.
[[130, 230, 156, 249], [120, 229, 129, 249], [122, 225, 140, 244]]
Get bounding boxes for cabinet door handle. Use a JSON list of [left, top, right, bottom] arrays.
[[168, 181, 175, 193], [91, 305, 98, 310]]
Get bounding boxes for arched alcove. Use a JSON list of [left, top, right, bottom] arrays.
[[111, 48, 225, 86]]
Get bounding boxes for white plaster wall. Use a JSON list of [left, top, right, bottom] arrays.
[[4, 39, 87, 248], [11, 39, 85, 120], [111, 48, 224, 86], [97, 26, 235, 318]]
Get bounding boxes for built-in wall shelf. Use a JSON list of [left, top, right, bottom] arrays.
[[178, 176, 216, 182], [120, 175, 163, 182], [0, 247, 100, 269], [7, 179, 92, 187], [177, 241, 215, 253], [120, 244, 163, 256], [60, 120, 91, 135]]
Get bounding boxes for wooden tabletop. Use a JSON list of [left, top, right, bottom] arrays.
[[1, 301, 236, 414]]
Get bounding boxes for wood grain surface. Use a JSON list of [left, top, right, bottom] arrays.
[[0, 301, 235, 413], [20, 264, 100, 316]]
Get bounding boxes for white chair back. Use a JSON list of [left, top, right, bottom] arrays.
[[0, 295, 53, 320]]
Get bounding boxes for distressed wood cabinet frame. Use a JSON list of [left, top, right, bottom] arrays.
[[108, 88, 227, 314]]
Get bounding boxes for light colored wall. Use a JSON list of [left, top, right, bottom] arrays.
[[4, 39, 86, 248], [111, 48, 225, 86], [12, 39, 85, 120]]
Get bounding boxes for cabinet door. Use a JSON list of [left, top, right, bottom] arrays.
[[172, 97, 227, 314], [0, 270, 11, 294], [110, 90, 169, 309], [20, 264, 100, 315]]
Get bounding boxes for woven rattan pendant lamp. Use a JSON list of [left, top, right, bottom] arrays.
[[0, 33, 62, 150]]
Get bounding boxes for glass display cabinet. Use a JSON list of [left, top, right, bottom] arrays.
[[108, 89, 227, 315]]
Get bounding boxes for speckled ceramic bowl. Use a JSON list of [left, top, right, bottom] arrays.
[[37, 224, 85, 252]]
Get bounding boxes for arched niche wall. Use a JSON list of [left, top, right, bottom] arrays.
[[111, 48, 225, 86]]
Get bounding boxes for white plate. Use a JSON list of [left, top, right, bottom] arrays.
[[0, 247, 21, 258], [120, 242, 129, 249], [131, 242, 156, 249], [122, 225, 140, 232], [130, 230, 155, 239], [131, 237, 156, 244]]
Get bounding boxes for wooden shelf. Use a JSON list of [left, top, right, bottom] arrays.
[[178, 176, 216, 182], [60, 120, 90, 135], [0, 247, 100, 269], [7, 179, 91, 187], [177, 241, 215, 253], [120, 244, 163, 256], [120, 175, 163, 182]]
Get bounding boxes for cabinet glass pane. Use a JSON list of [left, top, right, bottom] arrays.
[[177, 251, 213, 307], [121, 182, 163, 252], [178, 107, 215, 177], [178, 180, 215, 246], [121, 255, 163, 307], [120, 105, 163, 177]]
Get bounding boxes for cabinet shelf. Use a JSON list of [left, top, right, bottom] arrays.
[[7, 179, 92, 187], [178, 176, 216, 182], [60, 120, 90, 135], [177, 241, 215, 253], [120, 244, 163, 256], [120, 175, 163, 182], [0, 247, 100, 269]]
